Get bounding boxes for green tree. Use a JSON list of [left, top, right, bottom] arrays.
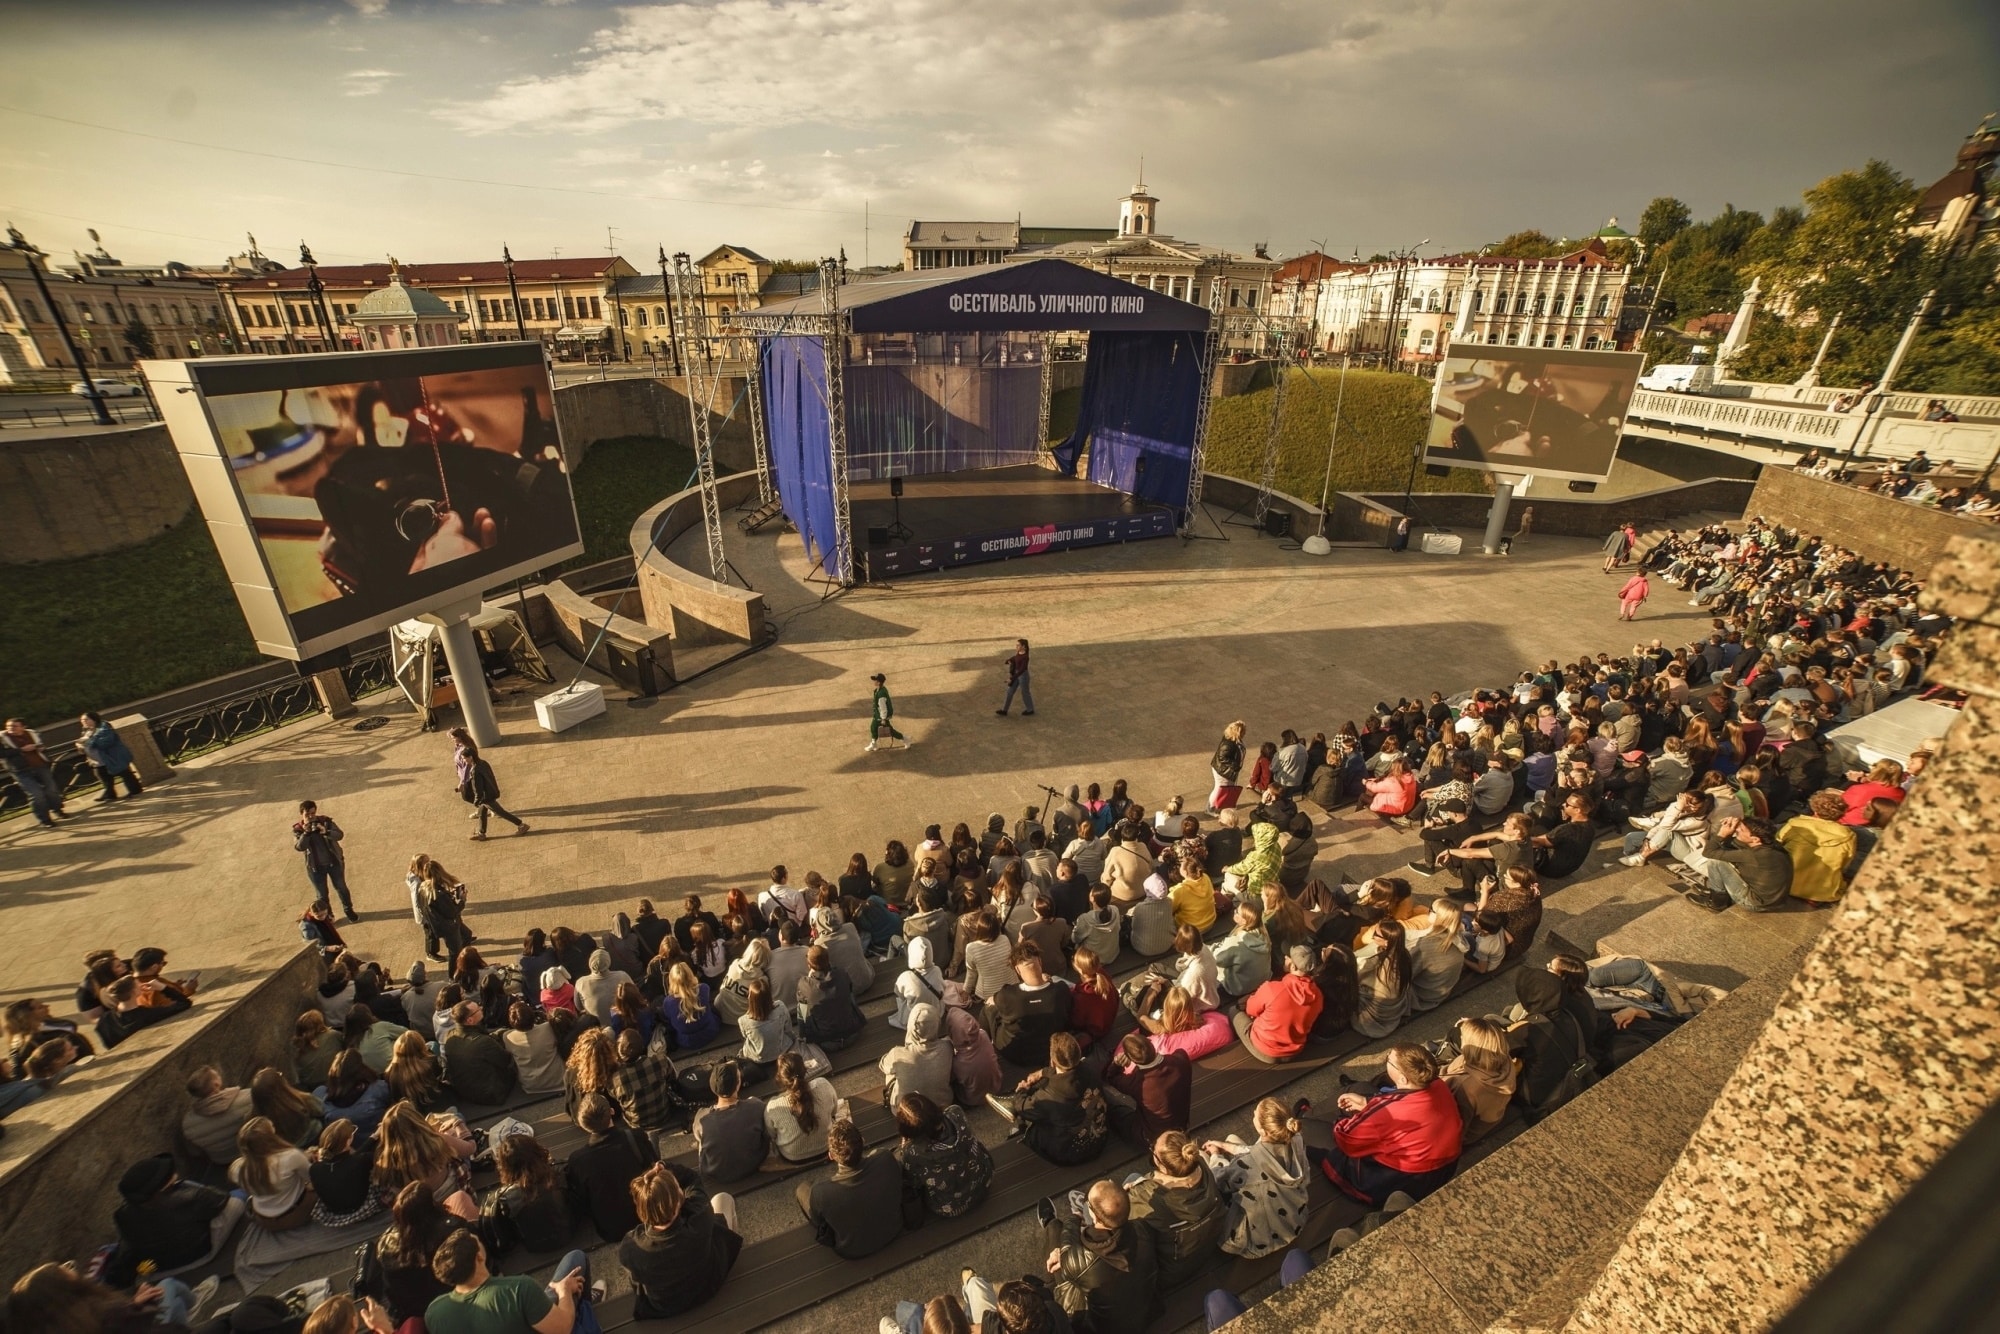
[[122, 316, 156, 360], [1483, 229, 1567, 260], [1637, 197, 1692, 252], [1746, 160, 1923, 325]]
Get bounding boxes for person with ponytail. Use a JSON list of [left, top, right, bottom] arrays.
[[1352, 918, 1415, 1039], [764, 1050, 844, 1163], [1201, 1096, 1310, 1258]]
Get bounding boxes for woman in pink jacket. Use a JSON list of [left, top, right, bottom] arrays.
[[1363, 759, 1419, 819], [1617, 571, 1650, 621]]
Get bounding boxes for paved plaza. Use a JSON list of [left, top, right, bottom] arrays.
[[6, 522, 1730, 1000]]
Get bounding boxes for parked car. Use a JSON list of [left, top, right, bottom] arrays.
[[1636, 364, 1703, 393], [69, 379, 146, 399]]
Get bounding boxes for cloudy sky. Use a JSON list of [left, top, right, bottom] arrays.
[[1, 0, 1992, 270]]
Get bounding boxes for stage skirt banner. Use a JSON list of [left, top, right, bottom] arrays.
[[865, 508, 1174, 580]]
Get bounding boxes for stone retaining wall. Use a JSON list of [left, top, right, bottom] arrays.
[[0, 424, 194, 563], [0, 945, 325, 1290], [553, 375, 754, 472], [1325, 476, 1757, 544], [1747, 464, 1994, 577]]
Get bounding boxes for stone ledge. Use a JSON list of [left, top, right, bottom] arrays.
[[1221, 949, 1802, 1334]]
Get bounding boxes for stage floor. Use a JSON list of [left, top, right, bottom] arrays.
[[850, 464, 1157, 543]]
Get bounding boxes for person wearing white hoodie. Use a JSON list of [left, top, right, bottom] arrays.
[[878, 1002, 954, 1108], [574, 949, 633, 1022], [892, 938, 945, 1030]]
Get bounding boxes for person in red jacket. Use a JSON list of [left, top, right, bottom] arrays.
[[1308, 1044, 1462, 1205], [1838, 760, 1906, 826], [1232, 945, 1324, 1063]]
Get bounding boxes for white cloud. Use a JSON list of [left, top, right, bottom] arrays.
[[437, 0, 1402, 135], [345, 0, 389, 15], [343, 68, 401, 97]]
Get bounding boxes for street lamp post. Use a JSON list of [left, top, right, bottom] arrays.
[[6, 225, 109, 424], [502, 244, 527, 340], [299, 242, 338, 351]]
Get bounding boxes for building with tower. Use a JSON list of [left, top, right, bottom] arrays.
[[901, 177, 1279, 350]]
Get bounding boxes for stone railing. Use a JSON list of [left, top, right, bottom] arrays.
[[1626, 390, 2000, 473]]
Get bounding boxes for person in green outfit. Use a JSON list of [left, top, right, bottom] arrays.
[[866, 673, 912, 752]]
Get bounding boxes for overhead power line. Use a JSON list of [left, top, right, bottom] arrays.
[[0, 104, 861, 218]]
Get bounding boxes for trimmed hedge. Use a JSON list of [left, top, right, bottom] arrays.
[[1202, 366, 1488, 502]]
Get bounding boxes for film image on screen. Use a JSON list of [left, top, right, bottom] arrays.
[[151, 344, 582, 659], [1424, 347, 1642, 483]]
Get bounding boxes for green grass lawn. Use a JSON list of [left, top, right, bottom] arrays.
[[0, 434, 697, 727], [559, 434, 698, 569], [0, 515, 263, 727]]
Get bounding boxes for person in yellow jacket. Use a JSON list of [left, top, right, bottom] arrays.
[[1778, 790, 1858, 903], [1168, 853, 1218, 933]]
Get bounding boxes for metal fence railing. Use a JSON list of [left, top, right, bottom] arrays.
[[0, 644, 396, 821], [0, 400, 160, 430]]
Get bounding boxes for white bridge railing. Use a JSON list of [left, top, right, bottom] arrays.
[[1625, 390, 2000, 474]]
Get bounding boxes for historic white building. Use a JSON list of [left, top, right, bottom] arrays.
[[1312, 241, 1632, 365], [903, 180, 1280, 349]]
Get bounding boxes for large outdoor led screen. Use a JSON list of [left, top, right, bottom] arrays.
[[1423, 347, 1642, 483], [144, 344, 581, 660]]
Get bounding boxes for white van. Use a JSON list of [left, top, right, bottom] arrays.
[[1637, 364, 1703, 393]]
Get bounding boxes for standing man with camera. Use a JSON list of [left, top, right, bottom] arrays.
[[293, 800, 358, 922], [996, 639, 1035, 718]]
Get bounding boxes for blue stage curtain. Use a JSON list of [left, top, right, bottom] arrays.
[[761, 335, 846, 580], [1050, 330, 1204, 514], [844, 361, 1042, 480]]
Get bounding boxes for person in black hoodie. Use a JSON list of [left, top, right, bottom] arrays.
[[482, 1133, 573, 1258], [619, 1161, 743, 1318], [1507, 970, 1595, 1120], [1545, 954, 1616, 1074], [797, 1118, 904, 1258], [109, 1153, 243, 1282], [440, 1001, 518, 1106], [797, 945, 864, 1051], [1039, 1177, 1158, 1334], [564, 1092, 659, 1243], [987, 1032, 1107, 1166]]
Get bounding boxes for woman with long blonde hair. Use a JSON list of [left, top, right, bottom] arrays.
[[1143, 982, 1234, 1061], [232, 1114, 316, 1231], [1442, 1016, 1516, 1144], [385, 1028, 445, 1112], [664, 960, 720, 1050], [373, 1101, 476, 1218]]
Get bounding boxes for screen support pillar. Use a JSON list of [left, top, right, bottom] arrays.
[[424, 607, 500, 747], [1481, 475, 1522, 555]]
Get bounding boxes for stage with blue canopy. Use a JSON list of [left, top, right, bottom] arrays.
[[737, 259, 1215, 582]]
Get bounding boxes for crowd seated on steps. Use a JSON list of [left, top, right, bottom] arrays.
[[2, 516, 1953, 1332]]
